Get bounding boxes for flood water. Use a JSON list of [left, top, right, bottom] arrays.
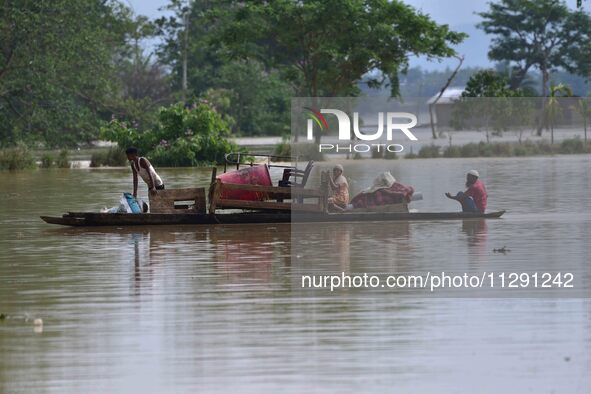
[[1, 156, 591, 393]]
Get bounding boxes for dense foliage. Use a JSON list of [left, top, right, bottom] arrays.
[[0, 1, 124, 147], [155, 0, 291, 136], [449, 70, 535, 134], [478, 0, 591, 95], [461, 70, 524, 98], [2, 0, 591, 156], [0, 145, 36, 170], [0, 1, 171, 148], [100, 102, 241, 166], [154, 0, 466, 141], [221, 0, 466, 98]]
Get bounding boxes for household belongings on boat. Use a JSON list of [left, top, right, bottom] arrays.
[[349, 171, 417, 209], [216, 163, 273, 201], [41, 153, 508, 226], [209, 162, 327, 213], [100, 188, 207, 214], [101, 193, 147, 214]]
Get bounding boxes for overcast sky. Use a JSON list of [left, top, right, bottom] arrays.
[[123, 0, 588, 71]]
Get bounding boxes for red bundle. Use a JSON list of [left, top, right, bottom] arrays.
[[351, 182, 414, 209]]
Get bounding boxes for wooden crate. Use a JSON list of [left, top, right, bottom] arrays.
[[149, 188, 206, 214]]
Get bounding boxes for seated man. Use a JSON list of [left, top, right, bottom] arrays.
[[327, 164, 349, 211], [445, 170, 487, 213]]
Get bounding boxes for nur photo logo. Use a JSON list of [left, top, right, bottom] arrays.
[[304, 107, 419, 153]]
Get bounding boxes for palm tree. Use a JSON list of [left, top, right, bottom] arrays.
[[576, 98, 591, 142], [545, 83, 573, 144]]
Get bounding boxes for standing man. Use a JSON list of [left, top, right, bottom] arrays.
[[125, 147, 165, 198], [445, 169, 487, 213]]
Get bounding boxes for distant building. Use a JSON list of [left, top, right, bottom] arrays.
[[426, 87, 464, 128]]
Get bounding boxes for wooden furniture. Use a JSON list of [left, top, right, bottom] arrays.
[[208, 179, 328, 214], [149, 188, 206, 214], [278, 160, 314, 187]]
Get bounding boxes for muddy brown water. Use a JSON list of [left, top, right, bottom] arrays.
[[1, 156, 590, 393]]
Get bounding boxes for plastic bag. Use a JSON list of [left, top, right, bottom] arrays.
[[121, 193, 141, 213], [101, 193, 147, 214]]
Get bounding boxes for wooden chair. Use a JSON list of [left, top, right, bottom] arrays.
[[278, 160, 314, 188]]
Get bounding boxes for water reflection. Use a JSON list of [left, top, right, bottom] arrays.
[[211, 225, 291, 285], [292, 221, 412, 280], [47, 224, 294, 291], [461, 219, 488, 262]]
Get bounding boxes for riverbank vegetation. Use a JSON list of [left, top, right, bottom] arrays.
[[0, 146, 36, 170], [0, 0, 465, 152], [407, 138, 591, 159], [2, 0, 591, 167]]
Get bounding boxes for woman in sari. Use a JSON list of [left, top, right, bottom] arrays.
[[327, 164, 349, 211]]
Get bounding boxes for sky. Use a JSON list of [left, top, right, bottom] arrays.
[[403, 0, 492, 69], [124, 0, 588, 71]]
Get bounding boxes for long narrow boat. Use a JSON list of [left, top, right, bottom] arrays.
[[41, 210, 505, 227]]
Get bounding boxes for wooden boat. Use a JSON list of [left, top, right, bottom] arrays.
[[41, 156, 505, 227], [41, 210, 505, 227]]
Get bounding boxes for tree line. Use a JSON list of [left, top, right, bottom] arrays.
[[1, 0, 590, 149]]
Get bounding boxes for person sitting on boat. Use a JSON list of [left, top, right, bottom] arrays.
[[327, 164, 349, 211], [445, 170, 487, 213], [126, 147, 165, 198]]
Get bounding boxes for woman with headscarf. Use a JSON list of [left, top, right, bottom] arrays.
[[327, 164, 349, 210]]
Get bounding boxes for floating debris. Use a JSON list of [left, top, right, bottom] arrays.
[[33, 318, 44, 334], [493, 246, 511, 254]]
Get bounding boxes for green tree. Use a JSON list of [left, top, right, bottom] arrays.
[[224, 0, 465, 98], [0, 0, 134, 147], [101, 101, 241, 166], [114, 15, 172, 130], [462, 69, 521, 97], [222, 0, 465, 143], [155, 0, 292, 136], [478, 0, 591, 96], [545, 83, 573, 144], [155, 0, 224, 97], [494, 62, 538, 96], [575, 98, 591, 142], [453, 70, 526, 138]]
